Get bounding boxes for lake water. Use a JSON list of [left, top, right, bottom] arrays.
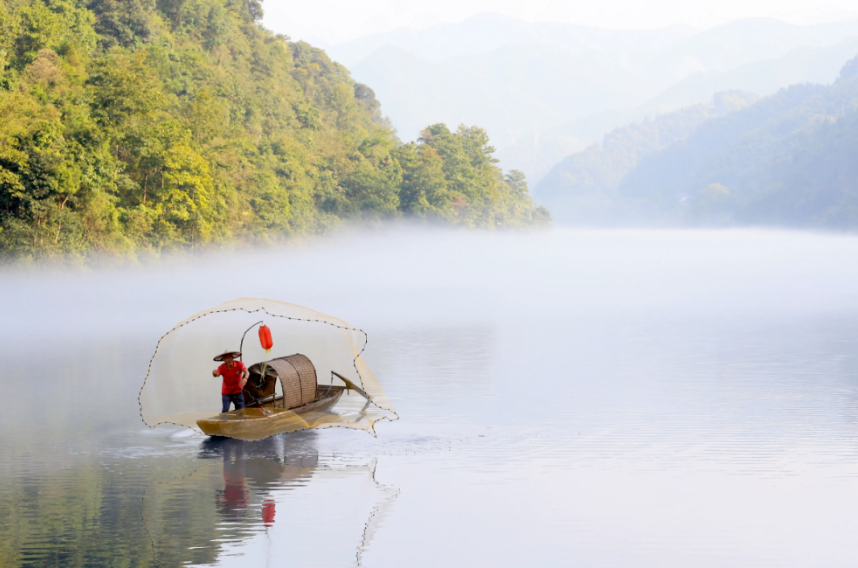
[[3, 228, 858, 567]]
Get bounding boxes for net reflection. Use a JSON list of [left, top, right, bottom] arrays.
[[143, 431, 397, 568]]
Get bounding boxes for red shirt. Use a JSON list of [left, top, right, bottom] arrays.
[[217, 361, 247, 395]]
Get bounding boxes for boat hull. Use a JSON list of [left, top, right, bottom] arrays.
[[197, 386, 344, 440]]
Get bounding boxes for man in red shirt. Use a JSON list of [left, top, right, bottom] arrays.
[[213, 351, 249, 413]]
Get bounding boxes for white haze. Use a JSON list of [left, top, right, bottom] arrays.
[[6, 228, 858, 566], [264, 0, 858, 45], [4, 227, 858, 342]]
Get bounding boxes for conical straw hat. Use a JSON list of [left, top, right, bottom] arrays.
[[213, 350, 242, 362]]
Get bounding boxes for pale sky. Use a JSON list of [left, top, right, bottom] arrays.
[[263, 0, 858, 45]]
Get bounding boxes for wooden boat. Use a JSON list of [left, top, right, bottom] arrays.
[[197, 354, 363, 440]]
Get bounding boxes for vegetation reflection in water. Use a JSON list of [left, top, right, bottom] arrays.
[[0, 430, 397, 567]]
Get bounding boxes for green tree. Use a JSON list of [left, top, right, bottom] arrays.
[[395, 143, 452, 220], [13, 0, 98, 67], [0, 0, 550, 261], [87, 0, 156, 48]]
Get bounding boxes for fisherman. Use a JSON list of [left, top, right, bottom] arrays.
[[213, 351, 249, 413]]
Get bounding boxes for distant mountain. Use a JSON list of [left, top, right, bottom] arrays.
[[540, 57, 858, 229], [327, 14, 858, 185], [493, 135, 589, 198], [328, 12, 697, 67], [645, 17, 858, 71], [536, 92, 760, 224], [526, 37, 858, 187], [350, 43, 649, 144], [350, 45, 565, 143], [643, 36, 858, 110]]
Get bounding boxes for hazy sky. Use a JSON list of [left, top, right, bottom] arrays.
[[262, 0, 858, 45]]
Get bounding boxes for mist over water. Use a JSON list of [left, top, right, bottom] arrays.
[[3, 227, 858, 566]]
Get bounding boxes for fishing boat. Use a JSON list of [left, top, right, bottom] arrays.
[[140, 298, 397, 438], [197, 354, 368, 440]]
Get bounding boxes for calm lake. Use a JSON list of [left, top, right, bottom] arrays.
[[3, 227, 858, 567]]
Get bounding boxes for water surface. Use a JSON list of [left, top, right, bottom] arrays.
[[3, 228, 858, 567]]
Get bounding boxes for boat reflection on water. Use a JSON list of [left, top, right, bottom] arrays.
[[143, 431, 397, 567], [141, 432, 318, 566], [200, 433, 319, 524], [262, 498, 275, 527]]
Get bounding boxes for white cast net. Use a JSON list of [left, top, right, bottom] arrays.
[[139, 298, 398, 437]]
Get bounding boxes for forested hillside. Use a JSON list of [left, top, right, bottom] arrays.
[[0, 0, 548, 261], [540, 55, 858, 229], [537, 91, 758, 224], [616, 57, 858, 227]]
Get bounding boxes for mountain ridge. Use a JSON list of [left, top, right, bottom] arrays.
[[332, 14, 858, 184], [537, 57, 858, 229]]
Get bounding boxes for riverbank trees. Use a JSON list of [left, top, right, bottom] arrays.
[[0, 0, 549, 261]]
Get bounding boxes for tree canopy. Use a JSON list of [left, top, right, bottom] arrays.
[[0, 0, 549, 261]]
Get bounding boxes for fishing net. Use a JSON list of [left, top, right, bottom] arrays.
[[139, 298, 397, 438]]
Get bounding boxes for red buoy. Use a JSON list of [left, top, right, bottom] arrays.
[[258, 325, 273, 352]]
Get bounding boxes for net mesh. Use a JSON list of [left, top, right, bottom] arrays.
[[139, 298, 397, 438]]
